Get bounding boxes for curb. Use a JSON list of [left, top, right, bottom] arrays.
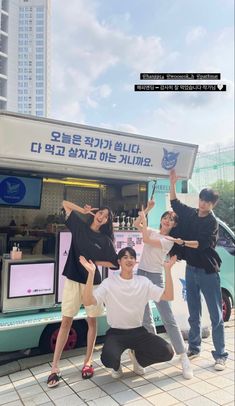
[[0, 345, 103, 377]]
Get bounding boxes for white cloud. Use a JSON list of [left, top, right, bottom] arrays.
[[85, 84, 112, 108], [98, 122, 139, 134], [104, 12, 131, 32], [153, 107, 177, 126], [50, 101, 85, 124], [117, 123, 139, 134], [197, 27, 234, 77], [199, 137, 234, 152], [98, 84, 112, 98], [163, 51, 181, 65], [98, 122, 113, 130], [186, 26, 207, 44], [122, 83, 133, 92], [50, 0, 233, 151], [51, 0, 165, 122], [155, 27, 234, 110]]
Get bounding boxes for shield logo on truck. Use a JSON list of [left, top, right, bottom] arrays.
[[0, 177, 26, 204]]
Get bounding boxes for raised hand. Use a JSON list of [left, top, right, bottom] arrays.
[[146, 199, 155, 211], [79, 256, 96, 273], [164, 255, 177, 271], [139, 209, 147, 226], [83, 205, 99, 216], [169, 169, 178, 185]]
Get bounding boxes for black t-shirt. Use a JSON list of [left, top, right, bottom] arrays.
[[63, 211, 118, 285], [170, 199, 222, 273]]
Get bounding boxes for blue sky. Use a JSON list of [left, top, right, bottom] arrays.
[[50, 0, 234, 151]]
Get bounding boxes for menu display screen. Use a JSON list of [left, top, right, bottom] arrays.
[[113, 231, 144, 272], [0, 174, 42, 208], [8, 262, 55, 298], [56, 230, 144, 302]]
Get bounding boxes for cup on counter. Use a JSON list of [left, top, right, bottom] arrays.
[[10, 250, 22, 260]]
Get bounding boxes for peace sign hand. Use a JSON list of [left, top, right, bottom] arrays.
[[83, 205, 99, 216]]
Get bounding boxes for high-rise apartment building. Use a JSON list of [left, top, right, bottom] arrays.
[[0, 0, 50, 117]]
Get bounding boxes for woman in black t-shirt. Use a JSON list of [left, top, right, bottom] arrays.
[[47, 200, 118, 388]]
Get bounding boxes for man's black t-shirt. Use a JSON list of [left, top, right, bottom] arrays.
[[63, 211, 118, 285], [170, 199, 222, 273]]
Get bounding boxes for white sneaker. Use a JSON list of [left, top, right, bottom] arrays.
[[180, 353, 194, 380], [214, 358, 226, 371], [128, 350, 145, 375], [111, 366, 123, 378]]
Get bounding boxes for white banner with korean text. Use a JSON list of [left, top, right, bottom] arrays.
[[0, 113, 198, 179]]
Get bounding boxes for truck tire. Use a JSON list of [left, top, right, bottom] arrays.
[[39, 319, 88, 354], [222, 291, 232, 322]]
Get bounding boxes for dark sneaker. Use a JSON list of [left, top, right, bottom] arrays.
[[187, 351, 200, 360]]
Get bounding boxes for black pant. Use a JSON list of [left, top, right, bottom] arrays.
[[101, 326, 174, 371]]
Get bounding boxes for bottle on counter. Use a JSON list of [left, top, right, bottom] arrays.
[[126, 217, 131, 230], [9, 217, 16, 227], [131, 218, 137, 230], [113, 216, 120, 231], [10, 243, 22, 260], [120, 213, 126, 230]]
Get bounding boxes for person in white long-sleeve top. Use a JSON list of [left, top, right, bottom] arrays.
[[134, 203, 193, 379]]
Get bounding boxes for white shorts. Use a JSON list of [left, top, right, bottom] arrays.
[[62, 278, 104, 318]]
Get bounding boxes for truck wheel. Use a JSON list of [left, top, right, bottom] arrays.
[[39, 320, 88, 354], [222, 291, 232, 322]]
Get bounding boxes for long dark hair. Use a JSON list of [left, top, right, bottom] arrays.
[[160, 211, 178, 230], [87, 206, 114, 241]]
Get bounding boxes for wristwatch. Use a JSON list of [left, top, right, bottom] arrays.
[[181, 241, 185, 247]]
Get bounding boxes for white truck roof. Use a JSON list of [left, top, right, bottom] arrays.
[[0, 111, 198, 181]]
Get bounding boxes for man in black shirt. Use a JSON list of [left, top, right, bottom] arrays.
[[169, 170, 228, 371]]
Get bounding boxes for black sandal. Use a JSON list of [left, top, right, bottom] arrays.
[[47, 372, 61, 388]]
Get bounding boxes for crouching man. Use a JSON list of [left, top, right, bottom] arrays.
[[80, 246, 175, 378]]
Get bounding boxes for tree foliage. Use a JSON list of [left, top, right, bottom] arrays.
[[211, 180, 235, 231]]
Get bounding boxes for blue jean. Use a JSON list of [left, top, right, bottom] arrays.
[[186, 265, 228, 360], [137, 269, 186, 355]]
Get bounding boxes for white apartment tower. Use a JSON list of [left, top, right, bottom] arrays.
[[0, 0, 50, 117]]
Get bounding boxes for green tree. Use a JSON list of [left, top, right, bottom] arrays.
[[211, 180, 235, 231]]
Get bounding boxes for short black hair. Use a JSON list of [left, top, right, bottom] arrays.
[[117, 246, 137, 260], [199, 188, 219, 205]]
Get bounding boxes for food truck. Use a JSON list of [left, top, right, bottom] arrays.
[[0, 111, 233, 354]]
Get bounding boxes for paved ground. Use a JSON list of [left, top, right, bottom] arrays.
[[0, 314, 234, 406]]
